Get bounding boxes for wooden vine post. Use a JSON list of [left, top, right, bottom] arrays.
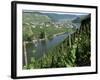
[[69, 35, 71, 48], [23, 42, 28, 67]]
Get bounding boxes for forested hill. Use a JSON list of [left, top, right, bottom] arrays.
[[73, 15, 91, 66], [23, 12, 52, 25]]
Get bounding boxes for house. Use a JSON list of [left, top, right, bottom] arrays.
[[40, 26, 43, 28], [25, 23, 30, 25], [32, 25, 36, 28]]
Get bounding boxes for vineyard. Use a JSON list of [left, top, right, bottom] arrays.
[[22, 11, 91, 69]]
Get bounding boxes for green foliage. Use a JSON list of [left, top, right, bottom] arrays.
[[23, 14, 91, 69], [23, 25, 34, 41]]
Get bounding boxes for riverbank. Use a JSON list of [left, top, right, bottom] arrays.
[[24, 32, 67, 44]]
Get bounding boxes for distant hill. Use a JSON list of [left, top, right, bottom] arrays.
[[23, 12, 52, 25], [40, 13, 77, 22], [72, 14, 90, 23]]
